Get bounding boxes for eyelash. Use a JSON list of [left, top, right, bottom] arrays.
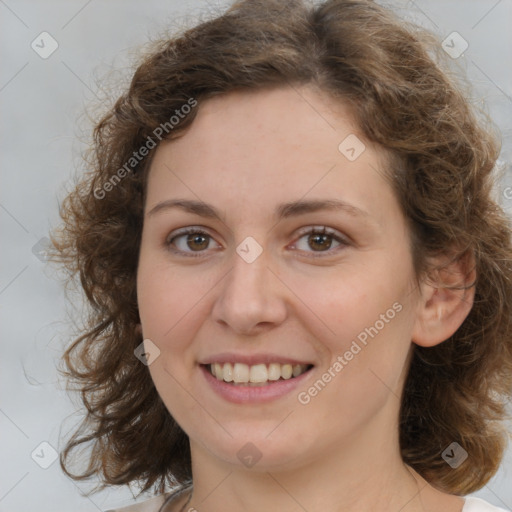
[[165, 226, 350, 258]]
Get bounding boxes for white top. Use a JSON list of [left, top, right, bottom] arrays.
[[105, 495, 510, 511], [463, 497, 510, 511]]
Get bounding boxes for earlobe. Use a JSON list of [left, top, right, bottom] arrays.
[[412, 253, 476, 348]]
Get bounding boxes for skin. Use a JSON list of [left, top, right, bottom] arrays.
[[136, 85, 474, 512]]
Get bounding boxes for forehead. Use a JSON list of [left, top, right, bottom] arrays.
[[145, 85, 398, 227], [162, 85, 361, 166]]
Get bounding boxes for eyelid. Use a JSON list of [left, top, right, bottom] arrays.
[[292, 225, 348, 242]]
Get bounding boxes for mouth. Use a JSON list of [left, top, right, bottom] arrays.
[[202, 362, 314, 386]]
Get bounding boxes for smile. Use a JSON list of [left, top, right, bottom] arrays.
[[207, 362, 313, 385]]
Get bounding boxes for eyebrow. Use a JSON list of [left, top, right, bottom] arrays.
[[146, 198, 370, 222]]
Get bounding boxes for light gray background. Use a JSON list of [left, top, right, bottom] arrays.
[[1, 1, 511, 511]]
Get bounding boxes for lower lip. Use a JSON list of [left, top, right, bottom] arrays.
[[200, 365, 313, 404]]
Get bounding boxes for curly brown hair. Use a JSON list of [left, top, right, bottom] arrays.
[[49, 0, 512, 498]]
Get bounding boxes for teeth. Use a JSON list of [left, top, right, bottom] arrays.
[[249, 363, 268, 383], [281, 364, 293, 379], [233, 362, 249, 383], [223, 362, 233, 382], [208, 362, 310, 384], [213, 363, 223, 380], [292, 364, 302, 377], [268, 363, 281, 381]]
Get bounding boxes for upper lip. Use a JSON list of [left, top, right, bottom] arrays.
[[199, 352, 314, 366]]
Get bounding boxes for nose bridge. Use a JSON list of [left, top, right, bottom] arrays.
[[224, 245, 270, 307], [227, 231, 269, 284], [212, 241, 286, 333]]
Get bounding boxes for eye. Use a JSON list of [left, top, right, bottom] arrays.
[[290, 226, 348, 256], [165, 227, 220, 257], [165, 225, 349, 258]]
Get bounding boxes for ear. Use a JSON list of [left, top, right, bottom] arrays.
[[135, 323, 143, 337], [412, 251, 476, 348]]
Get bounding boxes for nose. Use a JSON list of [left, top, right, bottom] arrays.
[[211, 247, 288, 336]]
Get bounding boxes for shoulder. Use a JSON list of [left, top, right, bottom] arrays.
[[463, 497, 510, 512], [105, 493, 511, 512], [104, 494, 168, 512]]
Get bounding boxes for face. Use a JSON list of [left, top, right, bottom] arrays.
[[136, 85, 422, 471]]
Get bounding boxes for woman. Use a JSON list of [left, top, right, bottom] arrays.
[[50, 0, 512, 511]]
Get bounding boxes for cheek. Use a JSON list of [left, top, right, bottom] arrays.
[[291, 263, 415, 398], [287, 265, 408, 349], [293, 295, 413, 438], [137, 263, 207, 423], [136, 255, 210, 346]]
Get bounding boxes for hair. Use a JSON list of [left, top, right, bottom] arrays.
[[49, 0, 512, 498]]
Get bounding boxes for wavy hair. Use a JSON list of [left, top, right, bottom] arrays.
[[49, 0, 512, 496]]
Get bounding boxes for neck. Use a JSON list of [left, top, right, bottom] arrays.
[[184, 409, 437, 512]]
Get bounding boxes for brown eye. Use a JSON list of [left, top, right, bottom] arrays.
[[185, 233, 210, 251], [166, 228, 219, 256], [292, 226, 348, 256], [308, 232, 334, 251]]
